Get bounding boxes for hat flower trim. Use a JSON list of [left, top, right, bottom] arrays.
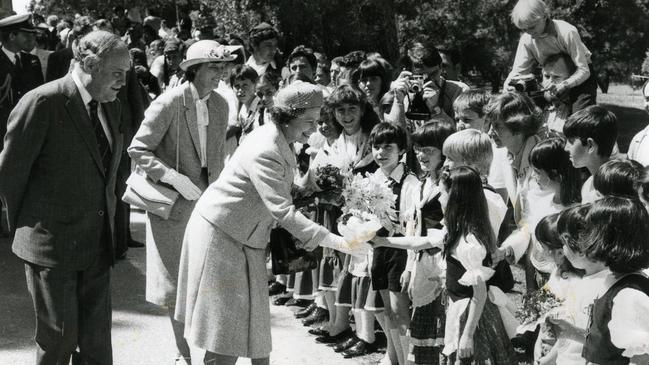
[[207, 46, 231, 59]]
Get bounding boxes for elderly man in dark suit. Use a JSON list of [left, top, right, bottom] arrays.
[[0, 30, 130, 365], [0, 13, 44, 150]]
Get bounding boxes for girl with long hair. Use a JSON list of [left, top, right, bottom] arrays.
[[440, 166, 516, 364]]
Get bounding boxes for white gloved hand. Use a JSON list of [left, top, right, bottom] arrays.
[[320, 233, 370, 257], [160, 169, 202, 200]]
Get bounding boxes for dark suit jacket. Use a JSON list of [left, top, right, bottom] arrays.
[[0, 74, 123, 270], [45, 47, 73, 82], [0, 50, 44, 149]]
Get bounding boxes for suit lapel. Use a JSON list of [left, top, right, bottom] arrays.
[[182, 84, 202, 160], [62, 75, 105, 177], [271, 122, 297, 171]]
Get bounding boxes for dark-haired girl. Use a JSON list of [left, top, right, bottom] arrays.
[[312, 84, 381, 351], [531, 211, 585, 364], [327, 84, 380, 175], [524, 137, 582, 280], [440, 167, 516, 364], [358, 57, 392, 118], [556, 198, 649, 365]]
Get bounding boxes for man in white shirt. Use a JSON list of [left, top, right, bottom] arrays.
[[245, 22, 279, 77]]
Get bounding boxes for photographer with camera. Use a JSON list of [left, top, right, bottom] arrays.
[[386, 42, 467, 128], [504, 0, 596, 112]]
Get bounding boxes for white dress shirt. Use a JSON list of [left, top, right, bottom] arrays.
[[2, 46, 18, 64], [190, 83, 210, 167], [71, 70, 113, 149]]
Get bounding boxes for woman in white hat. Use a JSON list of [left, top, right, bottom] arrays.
[[128, 40, 236, 364], [175, 81, 361, 364]]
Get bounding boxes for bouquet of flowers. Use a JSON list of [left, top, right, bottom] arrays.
[[313, 165, 347, 206], [337, 172, 399, 245], [516, 285, 563, 332], [315, 165, 346, 191]]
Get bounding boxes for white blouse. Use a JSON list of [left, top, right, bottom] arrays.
[[443, 234, 519, 356], [609, 287, 649, 358]]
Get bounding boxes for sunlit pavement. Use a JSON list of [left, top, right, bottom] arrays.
[[0, 211, 367, 365]]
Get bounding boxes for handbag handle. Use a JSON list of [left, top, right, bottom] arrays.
[[176, 94, 180, 171]]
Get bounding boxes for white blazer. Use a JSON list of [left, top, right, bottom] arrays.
[[194, 121, 330, 250]]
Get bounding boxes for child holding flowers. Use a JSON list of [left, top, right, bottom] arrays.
[[555, 197, 649, 365], [312, 84, 381, 353], [365, 123, 420, 363], [526, 211, 585, 365], [371, 121, 456, 364]]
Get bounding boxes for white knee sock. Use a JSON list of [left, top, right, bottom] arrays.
[[399, 334, 410, 365], [356, 309, 376, 343], [389, 328, 404, 365]]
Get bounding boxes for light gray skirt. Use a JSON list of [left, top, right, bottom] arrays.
[[175, 211, 271, 358]]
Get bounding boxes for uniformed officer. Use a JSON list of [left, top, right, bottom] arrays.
[[0, 13, 44, 150]]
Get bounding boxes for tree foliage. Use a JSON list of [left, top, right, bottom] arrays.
[[28, 0, 649, 84]]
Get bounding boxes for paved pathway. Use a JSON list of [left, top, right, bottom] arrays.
[[0, 212, 378, 365]]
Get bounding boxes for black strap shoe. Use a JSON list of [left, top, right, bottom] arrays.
[[315, 328, 354, 344], [302, 307, 329, 326], [342, 340, 377, 358], [308, 327, 329, 336], [272, 296, 291, 306], [333, 336, 359, 353], [285, 298, 312, 307], [295, 303, 317, 319], [269, 282, 287, 296]]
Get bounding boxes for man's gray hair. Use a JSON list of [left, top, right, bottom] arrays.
[[74, 30, 127, 66]]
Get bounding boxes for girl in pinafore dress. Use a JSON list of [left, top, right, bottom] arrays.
[[306, 104, 345, 334], [554, 197, 649, 365], [439, 166, 516, 364]]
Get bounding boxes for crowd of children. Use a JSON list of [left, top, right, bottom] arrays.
[[250, 5, 649, 362]]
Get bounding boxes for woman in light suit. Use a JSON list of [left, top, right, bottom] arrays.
[[175, 82, 355, 365], [128, 40, 235, 364]]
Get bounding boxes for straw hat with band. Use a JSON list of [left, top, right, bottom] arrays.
[[179, 40, 237, 71], [273, 81, 323, 111]]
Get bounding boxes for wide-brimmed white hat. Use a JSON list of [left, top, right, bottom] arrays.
[[179, 40, 237, 71]]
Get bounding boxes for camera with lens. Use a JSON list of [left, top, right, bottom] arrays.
[[508, 77, 539, 93], [408, 75, 425, 94], [508, 76, 547, 109]]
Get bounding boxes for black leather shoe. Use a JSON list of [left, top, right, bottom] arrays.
[[269, 282, 287, 296], [295, 303, 317, 319], [285, 298, 312, 307], [333, 336, 359, 353], [273, 296, 291, 306], [302, 307, 328, 326], [315, 328, 353, 344], [127, 238, 145, 248], [342, 340, 376, 358], [308, 328, 328, 336]]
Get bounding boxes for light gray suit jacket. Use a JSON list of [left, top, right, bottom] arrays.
[[128, 81, 228, 190], [194, 121, 330, 250]]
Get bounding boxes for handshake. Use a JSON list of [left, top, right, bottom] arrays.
[[319, 233, 372, 258]]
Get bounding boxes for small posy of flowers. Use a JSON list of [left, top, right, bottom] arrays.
[[337, 171, 399, 245], [314, 165, 346, 192], [516, 285, 563, 326]]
